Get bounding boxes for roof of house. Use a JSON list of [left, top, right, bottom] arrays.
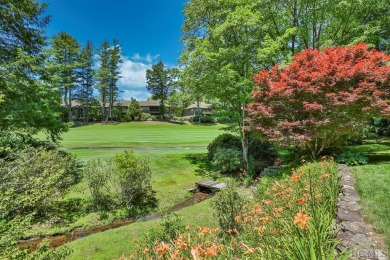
[[184, 102, 212, 110], [139, 99, 170, 107], [61, 99, 170, 108]]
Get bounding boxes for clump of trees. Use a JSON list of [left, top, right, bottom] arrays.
[[180, 0, 390, 170], [248, 43, 390, 159]]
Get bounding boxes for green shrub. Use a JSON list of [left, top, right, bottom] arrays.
[[207, 133, 241, 161], [189, 115, 214, 124], [248, 137, 278, 175], [140, 112, 154, 121], [212, 148, 242, 174], [83, 159, 117, 210], [83, 151, 157, 214], [212, 181, 245, 233], [207, 133, 276, 175], [143, 213, 185, 244], [113, 151, 157, 210], [0, 131, 55, 158], [0, 147, 78, 218], [336, 151, 368, 166]]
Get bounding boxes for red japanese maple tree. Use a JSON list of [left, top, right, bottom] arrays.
[[247, 43, 390, 159]]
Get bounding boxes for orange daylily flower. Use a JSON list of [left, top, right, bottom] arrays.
[[142, 247, 149, 254], [254, 226, 264, 233], [175, 238, 187, 250], [293, 212, 311, 230], [171, 249, 180, 259], [259, 216, 270, 223], [205, 244, 223, 257], [297, 197, 305, 204], [234, 215, 242, 223], [315, 194, 321, 199], [155, 242, 170, 255], [290, 174, 302, 182], [319, 173, 331, 179], [198, 226, 210, 235]]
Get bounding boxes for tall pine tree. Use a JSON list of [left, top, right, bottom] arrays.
[[96, 40, 122, 121], [146, 61, 177, 120], [108, 39, 122, 120], [0, 0, 65, 141], [77, 40, 95, 123], [48, 32, 80, 122]]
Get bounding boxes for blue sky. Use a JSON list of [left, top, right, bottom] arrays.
[[41, 0, 186, 100]]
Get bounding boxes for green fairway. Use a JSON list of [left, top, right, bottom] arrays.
[[349, 140, 390, 249], [58, 122, 224, 149]]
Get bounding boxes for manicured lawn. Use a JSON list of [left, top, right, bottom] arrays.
[[57, 122, 224, 148], [64, 199, 218, 260], [28, 122, 225, 238], [349, 140, 390, 250]]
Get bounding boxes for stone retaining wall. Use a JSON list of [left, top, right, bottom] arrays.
[[337, 164, 388, 260]]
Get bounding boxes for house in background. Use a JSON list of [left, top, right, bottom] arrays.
[[139, 99, 171, 118], [182, 102, 212, 117], [61, 99, 172, 121]]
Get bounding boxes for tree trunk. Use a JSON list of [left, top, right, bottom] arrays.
[[197, 98, 201, 124], [242, 131, 249, 173], [68, 88, 72, 122], [239, 100, 249, 173]]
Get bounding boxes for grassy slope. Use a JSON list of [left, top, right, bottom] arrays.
[[58, 123, 223, 259], [28, 122, 224, 237], [349, 140, 390, 249], [65, 199, 218, 260]]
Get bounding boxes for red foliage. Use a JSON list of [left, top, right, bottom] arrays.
[[248, 43, 390, 158]]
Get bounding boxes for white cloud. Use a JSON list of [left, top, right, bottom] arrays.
[[118, 55, 150, 88], [121, 89, 151, 101], [145, 54, 153, 63], [131, 53, 142, 61], [117, 53, 160, 101]]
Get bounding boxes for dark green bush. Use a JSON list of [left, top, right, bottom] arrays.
[[189, 115, 215, 124], [0, 147, 78, 218], [335, 151, 368, 166], [212, 148, 242, 173], [248, 137, 278, 175], [207, 133, 277, 175], [207, 133, 242, 161], [0, 131, 55, 158]]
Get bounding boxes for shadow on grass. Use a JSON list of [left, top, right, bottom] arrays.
[[348, 139, 390, 165], [184, 153, 220, 180]]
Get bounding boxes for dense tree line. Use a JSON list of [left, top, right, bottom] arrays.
[[180, 0, 390, 169]]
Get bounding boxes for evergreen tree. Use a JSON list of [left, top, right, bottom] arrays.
[[146, 61, 177, 120], [48, 32, 80, 122], [96, 39, 122, 121], [108, 39, 122, 120], [0, 0, 65, 141], [96, 40, 110, 121], [77, 40, 95, 123], [126, 98, 143, 121]]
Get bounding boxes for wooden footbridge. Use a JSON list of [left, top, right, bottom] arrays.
[[194, 180, 227, 193]]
